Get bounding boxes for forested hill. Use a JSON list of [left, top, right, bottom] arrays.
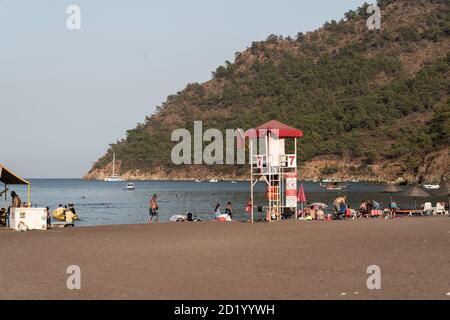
[[85, 0, 450, 183]]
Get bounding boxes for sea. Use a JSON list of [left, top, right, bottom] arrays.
[[2, 180, 445, 227]]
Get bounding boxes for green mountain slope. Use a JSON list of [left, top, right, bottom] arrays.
[[86, 0, 450, 183]]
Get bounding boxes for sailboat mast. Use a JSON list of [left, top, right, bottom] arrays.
[[113, 153, 116, 176]]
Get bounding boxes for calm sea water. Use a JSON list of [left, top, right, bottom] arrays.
[[2, 180, 445, 226]]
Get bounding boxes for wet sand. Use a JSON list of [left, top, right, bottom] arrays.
[[0, 216, 449, 300]]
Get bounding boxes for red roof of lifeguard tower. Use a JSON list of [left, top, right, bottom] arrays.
[[246, 120, 303, 139]]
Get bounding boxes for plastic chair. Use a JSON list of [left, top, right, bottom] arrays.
[[436, 203, 448, 215], [423, 202, 436, 216]]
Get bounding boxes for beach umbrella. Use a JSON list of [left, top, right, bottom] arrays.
[[297, 184, 307, 216], [380, 184, 403, 203], [401, 187, 431, 210], [298, 184, 307, 203], [311, 202, 328, 209]]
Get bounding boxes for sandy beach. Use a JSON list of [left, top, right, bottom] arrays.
[[0, 216, 449, 300]]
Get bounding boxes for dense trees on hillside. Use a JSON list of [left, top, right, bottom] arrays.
[[90, 0, 450, 179]]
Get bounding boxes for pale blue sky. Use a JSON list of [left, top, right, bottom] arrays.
[[0, 0, 367, 178]]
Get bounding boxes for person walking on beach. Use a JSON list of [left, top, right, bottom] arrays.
[[148, 194, 159, 223]]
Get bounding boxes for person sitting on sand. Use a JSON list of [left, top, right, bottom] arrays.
[[365, 201, 374, 218], [373, 200, 381, 210], [359, 200, 367, 212], [214, 204, 232, 221], [316, 207, 325, 220], [148, 194, 159, 223], [389, 201, 399, 210], [389, 201, 400, 219], [333, 196, 347, 216], [339, 202, 348, 218], [309, 205, 317, 220], [214, 204, 221, 218], [302, 205, 311, 219]]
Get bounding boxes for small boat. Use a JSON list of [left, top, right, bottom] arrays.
[[322, 178, 332, 183], [423, 184, 440, 190], [230, 181, 237, 184], [209, 179, 219, 183], [104, 153, 125, 182], [125, 182, 135, 191], [321, 182, 351, 191], [351, 179, 360, 183], [195, 179, 202, 183]]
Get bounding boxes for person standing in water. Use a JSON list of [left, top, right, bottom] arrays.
[[148, 194, 159, 223]]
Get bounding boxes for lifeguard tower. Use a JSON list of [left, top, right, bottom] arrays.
[[246, 120, 303, 223]]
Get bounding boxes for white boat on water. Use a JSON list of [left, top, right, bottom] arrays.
[[423, 184, 440, 190], [209, 179, 219, 183], [104, 153, 125, 182], [125, 182, 135, 191], [322, 179, 332, 183], [231, 181, 237, 184], [195, 179, 202, 183], [321, 181, 351, 191]]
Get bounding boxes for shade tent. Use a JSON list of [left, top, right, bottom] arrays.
[[401, 186, 430, 210], [402, 187, 430, 198], [245, 120, 304, 139], [0, 163, 30, 204], [0, 164, 29, 185], [380, 184, 403, 203]]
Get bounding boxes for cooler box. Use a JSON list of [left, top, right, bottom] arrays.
[[9, 208, 48, 231]]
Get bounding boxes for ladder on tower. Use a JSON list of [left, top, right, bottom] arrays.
[[268, 169, 282, 221]]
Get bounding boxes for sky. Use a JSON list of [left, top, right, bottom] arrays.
[[0, 0, 367, 178]]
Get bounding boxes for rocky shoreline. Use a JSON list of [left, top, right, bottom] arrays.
[[84, 148, 449, 185]]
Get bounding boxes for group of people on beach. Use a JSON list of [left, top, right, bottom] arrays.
[[299, 196, 403, 221], [52, 204, 78, 224], [147, 194, 236, 223], [213, 202, 234, 221], [330, 196, 397, 220]]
